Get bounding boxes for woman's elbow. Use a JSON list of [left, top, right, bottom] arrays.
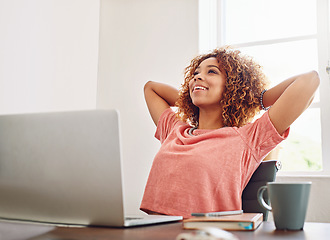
[[144, 81, 153, 91], [309, 70, 320, 88], [144, 81, 156, 95]]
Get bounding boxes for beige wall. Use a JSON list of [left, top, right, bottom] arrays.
[[0, 0, 99, 114], [97, 0, 199, 215]]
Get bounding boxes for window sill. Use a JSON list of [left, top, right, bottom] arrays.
[[277, 172, 330, 179]]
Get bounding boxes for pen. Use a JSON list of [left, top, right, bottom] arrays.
[[191, 210, 243, 217]]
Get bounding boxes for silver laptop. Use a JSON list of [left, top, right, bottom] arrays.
[[0, 109, 182, 227]]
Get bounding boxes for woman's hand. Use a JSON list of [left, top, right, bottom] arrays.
[[144, 81, 179, 126], [263, 71, 320, 135]]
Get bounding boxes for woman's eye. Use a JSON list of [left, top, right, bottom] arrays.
[[208, 69, 218, 74], [193, 71, 199, 76]]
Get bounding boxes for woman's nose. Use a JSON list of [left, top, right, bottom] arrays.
[[194, 74, 204, 81]]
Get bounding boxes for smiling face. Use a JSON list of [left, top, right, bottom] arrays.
[[176, 47, 268, 128], [189, 57, 226, 110]]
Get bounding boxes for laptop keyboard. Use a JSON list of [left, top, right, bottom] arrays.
[[125, 217, 143, 221]]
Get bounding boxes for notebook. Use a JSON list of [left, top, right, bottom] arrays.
[[183, 213, 263, 231], [0, 109, 182, 227]]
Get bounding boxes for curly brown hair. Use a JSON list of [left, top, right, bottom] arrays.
[[175, 47, 269, 128]]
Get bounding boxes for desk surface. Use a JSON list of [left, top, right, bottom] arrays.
[[1, 220, 330, 240]]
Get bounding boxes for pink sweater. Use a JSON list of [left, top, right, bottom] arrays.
[[140, 109, 289, 218]]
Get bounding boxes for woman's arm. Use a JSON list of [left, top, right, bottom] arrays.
[[262, 71, 320, 135], [144, 81, 179, 126]]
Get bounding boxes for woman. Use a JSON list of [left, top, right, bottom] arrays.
[[140, 47, 320, 218]]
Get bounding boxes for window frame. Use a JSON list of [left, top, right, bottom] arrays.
[[198, 0, 330, 175]]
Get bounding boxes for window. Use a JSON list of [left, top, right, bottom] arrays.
[[199, 0, 330, 174]]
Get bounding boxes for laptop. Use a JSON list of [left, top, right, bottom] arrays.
[[0, 109, 182, 227]]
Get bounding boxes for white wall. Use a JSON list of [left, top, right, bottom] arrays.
[[0, 0, 99, 114], [97, 0, 199, 215]]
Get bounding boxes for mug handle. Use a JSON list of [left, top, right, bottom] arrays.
[[257, 186, 272, 211]]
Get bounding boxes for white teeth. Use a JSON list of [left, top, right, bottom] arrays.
[[194, 86, 207, 91]]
